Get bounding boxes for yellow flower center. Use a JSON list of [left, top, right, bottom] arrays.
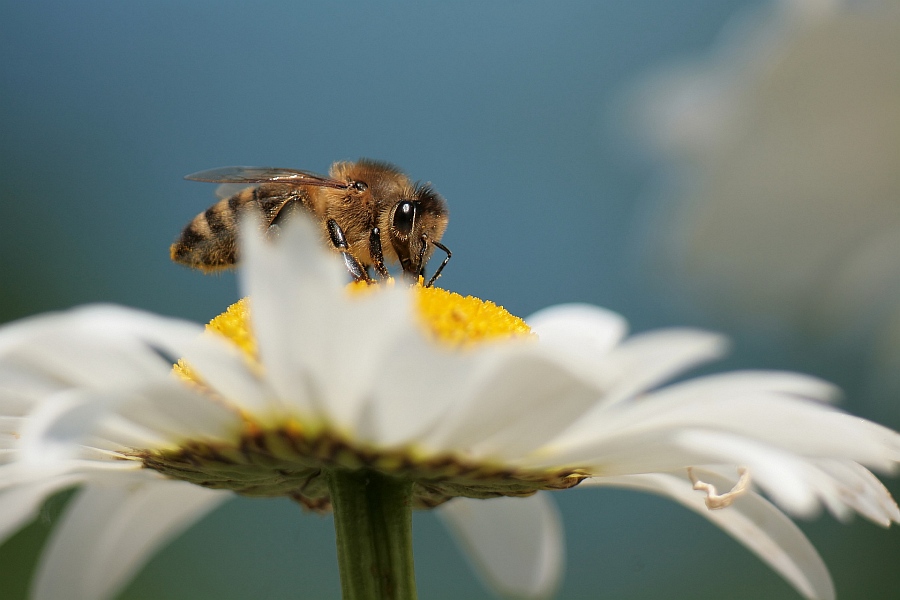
[[173, 300, 256, 380], [414, 284, 533, 347]]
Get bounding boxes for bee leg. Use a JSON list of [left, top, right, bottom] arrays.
[[327, 218, 371, 283], [424, 238, 452, 288], [369, 227, 391, 279], [415, 241, 428, 278]]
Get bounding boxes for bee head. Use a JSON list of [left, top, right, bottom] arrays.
[[389, 183, 448, 279]]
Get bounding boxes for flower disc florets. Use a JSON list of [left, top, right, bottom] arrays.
[[156, 288, 582, 511]]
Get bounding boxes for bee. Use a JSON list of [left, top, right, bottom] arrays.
[[171, 159, 451, 286]]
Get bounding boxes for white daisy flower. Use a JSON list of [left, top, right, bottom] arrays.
[[1, 216, 898, 600]]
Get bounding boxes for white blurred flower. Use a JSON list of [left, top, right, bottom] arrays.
[[0, 216, 898, 600], [626, 0, 900, 388]]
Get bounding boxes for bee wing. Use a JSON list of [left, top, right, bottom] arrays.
[[185, 167, 348, 190]]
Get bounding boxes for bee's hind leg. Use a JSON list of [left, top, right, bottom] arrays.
[[326, 219, 372, 283]]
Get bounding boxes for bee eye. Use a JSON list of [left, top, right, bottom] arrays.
[[351, 181, 368, 192], [392, 201, 416, 236]]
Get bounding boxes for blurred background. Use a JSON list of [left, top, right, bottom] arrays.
[[2, 0, 899, 598]]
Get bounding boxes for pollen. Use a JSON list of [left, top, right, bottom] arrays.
[[413, 285, 533, 348], [205, 299, 257, 358], [173, 299, 257, 382]]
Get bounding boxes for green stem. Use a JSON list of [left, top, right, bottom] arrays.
[[328, 469, 417, 600]]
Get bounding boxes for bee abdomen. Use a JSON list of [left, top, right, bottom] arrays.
[[170, 195, 249, 272], [172, 184, 313, 272]]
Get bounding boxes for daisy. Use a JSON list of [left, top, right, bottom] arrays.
[[1, 216, 898, 600]]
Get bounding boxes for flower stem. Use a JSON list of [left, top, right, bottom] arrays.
[[328, 469, 417, 600]]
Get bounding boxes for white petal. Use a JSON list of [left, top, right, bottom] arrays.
[[32, 480, 229, 600], [814, 460, 900, 526], [554, 371, 839, 452], [0, 475, 83, 544], [427, 349, 600, 459], [438, 493, 563, 599], [361, 332, 474, 447], [527, 426, 711, 473], [0, 363, 67, 414], [550, 378, 897, 469], [0, 454, 141, 495], [92, 414, 177, 450], [527, 303, 628, 356], [18, 390, 107, 465], [0, 416, 24, 438], [113, 379, 241, 444], [13, 378, 237, 454], [550, 427, 842, 517], [534, 417, 898, 524], [315, 285, 418, 430], [239, 210, 347, 301], [172, 333, 279, 416], [238, 214, 348, 418], [593, 328, 729, 408], [0, 305, 205, 392], [586, 472, 835, 600], [241, 214, 430, 432], [674, 430, 873, 519]]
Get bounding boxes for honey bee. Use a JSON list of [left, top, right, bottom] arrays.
[[171, 159, 451, 286]]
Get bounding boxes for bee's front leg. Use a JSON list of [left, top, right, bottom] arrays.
[[326, 219, 372, 283], [368, 227, 391, 279]]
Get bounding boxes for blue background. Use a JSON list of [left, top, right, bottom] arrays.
[[2, 1, 898, 598]]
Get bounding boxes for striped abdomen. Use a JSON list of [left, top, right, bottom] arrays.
[[170, 184, 307, 272]]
